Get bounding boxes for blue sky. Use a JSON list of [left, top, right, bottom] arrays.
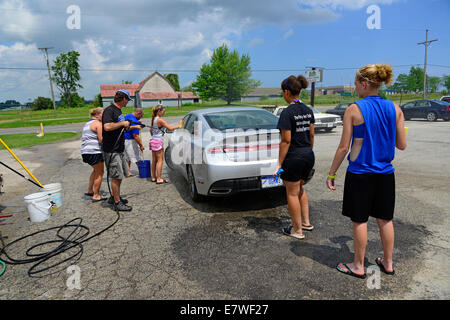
[[0, 0, 448, 103]]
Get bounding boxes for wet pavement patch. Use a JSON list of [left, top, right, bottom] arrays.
[[172, 196, 432, 299]]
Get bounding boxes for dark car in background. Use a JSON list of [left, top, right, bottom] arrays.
[[325, 102, 352, 119], [401, 99, 450, 122]]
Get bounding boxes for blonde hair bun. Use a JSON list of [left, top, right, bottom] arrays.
[[357, 63, 394, 87], [375, 64, 393, 86]]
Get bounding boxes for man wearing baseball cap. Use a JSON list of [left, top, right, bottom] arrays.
[[102, 89, 140, 211]]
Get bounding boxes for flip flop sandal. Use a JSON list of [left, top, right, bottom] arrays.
[[375, 257, 395, 275], [156, 179, 169, 184], [302, 224, 314, 231], [151, 179, 157, 182], [336, 263, 367, 279], [282, 226, 305, 240], [92, 197, 108, 203], [84, 192, 94, 197]]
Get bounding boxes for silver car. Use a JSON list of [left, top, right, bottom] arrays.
[[164, 107, 282, 201]]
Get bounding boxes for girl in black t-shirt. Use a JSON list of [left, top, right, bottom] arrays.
[[275, 75, 315, 239]]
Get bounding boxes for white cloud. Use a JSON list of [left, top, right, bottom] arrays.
[[248, 38, 264, 48], [283, 29, 294, 40], [0, 0, 403, 102]]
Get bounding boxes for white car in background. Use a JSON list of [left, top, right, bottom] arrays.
[[273, 105, 342, 132]]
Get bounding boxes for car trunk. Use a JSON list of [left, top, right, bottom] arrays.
[[207, 129, 280, 162]]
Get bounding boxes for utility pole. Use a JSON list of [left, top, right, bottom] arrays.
[[38, 47, 57, 117], [417, 29, 438, 99], [311, 67, 316, 107]]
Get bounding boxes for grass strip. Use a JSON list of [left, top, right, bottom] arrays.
[[0, 132, 80, 149]]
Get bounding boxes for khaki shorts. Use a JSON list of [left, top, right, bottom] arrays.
[[103, 152, 129, 180], [124, 139, 143, 163]]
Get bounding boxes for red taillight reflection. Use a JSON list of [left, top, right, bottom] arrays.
[[208, 144, 279, 153], [207, 147, 223, 154]]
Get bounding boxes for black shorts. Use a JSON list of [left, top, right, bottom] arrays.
[[82, 153, 104, 166], [343, 171, 395, 223], [280, 149, 315, 182]]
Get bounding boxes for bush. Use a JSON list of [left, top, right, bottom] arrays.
[[93, 93, 103, 108], [61, 93, 85, 108], [31, 97, 53, 110]]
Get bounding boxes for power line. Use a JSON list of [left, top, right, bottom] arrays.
[[418, 29, 438, 99], [1, 64, 445, 73]]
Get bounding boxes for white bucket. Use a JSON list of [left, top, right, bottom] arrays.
[[24, 192, 52, 222], [43, 183, 62, 208]]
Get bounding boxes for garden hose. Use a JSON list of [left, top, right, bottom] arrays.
[[0, 259, 5, 277], [0, 127, 126, 278]]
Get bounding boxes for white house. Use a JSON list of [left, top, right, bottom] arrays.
[[100, 72, 200, 108]]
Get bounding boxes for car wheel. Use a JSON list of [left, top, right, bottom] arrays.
[[426, 112, 437, 122], [443, 117, 450, 122], [187, 165, 204, 202], [164, 146, 174, 170]]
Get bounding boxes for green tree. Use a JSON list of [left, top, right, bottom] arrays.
[[61, 93, 85, 108], [443, 75, 450, 92], [165, 74, 180, 91], [193, 44, 261, 105], [51, 51, 83, 108], [391, 73, 409, 92], [407, 66, 424, 92], [93, 93, 103, 108], [182, 83, 197, 95], [31, 97, 53, 111], [427, 76, 441, 93]]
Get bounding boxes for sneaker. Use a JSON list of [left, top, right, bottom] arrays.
[[113, 201, 132, 211], [107, 196, 128, 205]]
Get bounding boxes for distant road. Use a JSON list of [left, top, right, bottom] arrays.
[[0, 107, 336, 135], [0, 116, 185, 135]]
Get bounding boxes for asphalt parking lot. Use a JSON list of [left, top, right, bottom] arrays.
[[0, 117, 449, 300]]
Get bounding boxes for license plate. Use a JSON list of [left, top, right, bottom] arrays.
[[327, 123, 334, 127], [261, 176, 283, 188]]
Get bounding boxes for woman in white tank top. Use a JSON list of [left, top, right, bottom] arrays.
[[81, 108, 106, 202], [150, 105, 182, 183]]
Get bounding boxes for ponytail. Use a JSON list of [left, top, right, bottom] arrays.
[[151, 104, 164, 127]]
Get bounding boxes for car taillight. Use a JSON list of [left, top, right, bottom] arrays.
[[447, 106, 450, 111], [207, 147, 223, 154], [207, 144, 279, 153], [224, 144, 279, 153]]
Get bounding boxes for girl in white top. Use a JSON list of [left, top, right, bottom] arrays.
[[81, 108, 105, 201], [150, 104, 182, 183]]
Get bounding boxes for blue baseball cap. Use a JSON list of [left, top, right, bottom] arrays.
[[116, 89, 132, 101]]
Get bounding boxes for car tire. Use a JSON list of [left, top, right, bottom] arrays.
[[443, 117, 450, 122], [187, 165, 205, 202], [426, 112, 437, 122], [164, 146, 174, 170]]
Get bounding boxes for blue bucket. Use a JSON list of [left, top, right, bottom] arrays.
[[137, 160, 151, 178]]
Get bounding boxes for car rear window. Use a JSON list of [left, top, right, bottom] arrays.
[[203, 110, 279, 131]]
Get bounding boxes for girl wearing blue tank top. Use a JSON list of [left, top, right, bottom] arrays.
[[327, 64, 407, 279]]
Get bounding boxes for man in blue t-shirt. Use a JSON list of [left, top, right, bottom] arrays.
[[124, 108, 145, 177]]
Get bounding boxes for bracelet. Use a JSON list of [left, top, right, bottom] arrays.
[[328, 173, 337, 179]]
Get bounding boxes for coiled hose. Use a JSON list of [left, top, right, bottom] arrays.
[[0, 128, 125, 278]]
